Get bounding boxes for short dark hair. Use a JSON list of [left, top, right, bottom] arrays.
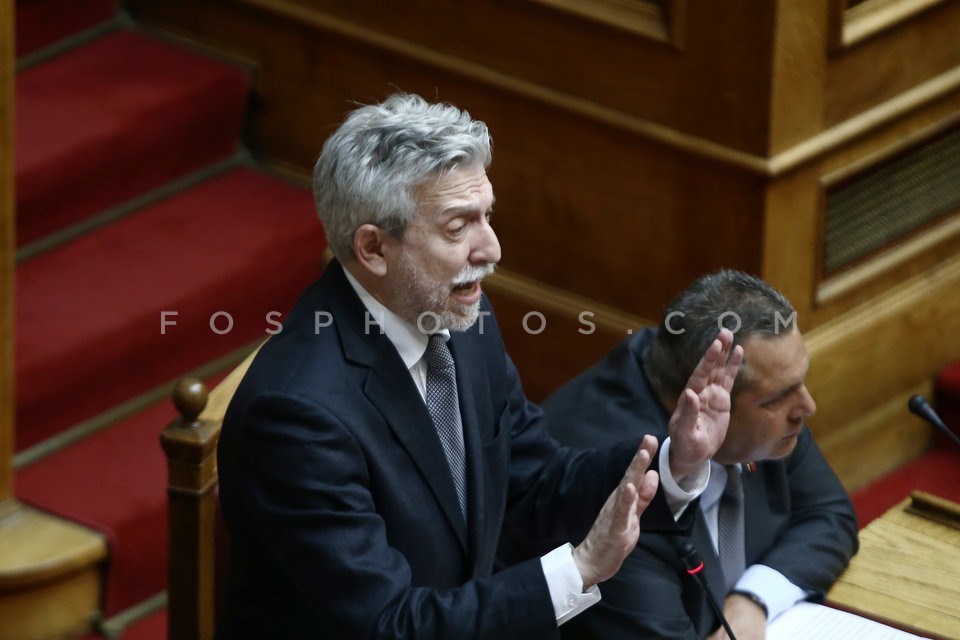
[[644, 269, 796, 401]]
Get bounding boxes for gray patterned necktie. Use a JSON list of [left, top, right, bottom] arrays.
[[424, 334, 468, 520], [718, 465, 745, 593]]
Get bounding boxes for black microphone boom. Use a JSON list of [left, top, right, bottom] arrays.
[[908, 395, 960, 448], [677, 542, 738, 640]]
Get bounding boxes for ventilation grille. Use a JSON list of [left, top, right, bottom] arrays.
[[824, 126, 960, 275]]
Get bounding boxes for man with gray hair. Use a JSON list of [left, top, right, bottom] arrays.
[[216, 94, 743, 639], [536, 270, 859, 639]]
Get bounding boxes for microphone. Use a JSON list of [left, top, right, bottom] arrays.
[[678, 541, 738, 640], [908, 395, 960, 448]]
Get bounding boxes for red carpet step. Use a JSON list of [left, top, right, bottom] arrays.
[[15, 0, 116, 57], [116, 608, 166, 640], [16, 167, 326, 451], [18, 399, 176, 616], [78, 606, 166, 640], [16, 29, 248, 245], [19, 366, 229, 618]]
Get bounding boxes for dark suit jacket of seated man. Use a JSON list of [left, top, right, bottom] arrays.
[[536, 271, 859, 640], [215, 94, 743, 639]]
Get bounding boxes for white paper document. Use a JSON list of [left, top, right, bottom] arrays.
[[767, 602, 933, 640]]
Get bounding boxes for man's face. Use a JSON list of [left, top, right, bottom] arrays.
[[715, 331, 817, 464], [383, 164, 500, 332]]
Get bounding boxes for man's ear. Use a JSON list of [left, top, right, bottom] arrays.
[[353, 224, 390, 277]]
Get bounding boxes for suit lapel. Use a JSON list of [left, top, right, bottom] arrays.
[[691, 515, 727, 607], [327, 262, 468, 551], [742, 467, 761, 564], [448, 332, 492, 568], [363, 362, 469, 550]]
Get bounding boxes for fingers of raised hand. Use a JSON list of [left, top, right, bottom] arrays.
[[613, 481, 639, 532], [716, 327, 734, 356], [635, 469, 659, 508], [723, 344, 744, 389], [639, 434, 658, 462], [582, 480, 640, 586], [708, 328, 737, 384], [625, 436, 656, 483], [676, 388, 702, 428], [690, 328, 733, 390]]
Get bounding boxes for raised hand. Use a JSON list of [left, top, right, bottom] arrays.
[[668, 328, 743, 481], [572, 435, 660, 589]]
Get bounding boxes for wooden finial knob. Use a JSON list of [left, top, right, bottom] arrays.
[[173, 377, 208, 427]]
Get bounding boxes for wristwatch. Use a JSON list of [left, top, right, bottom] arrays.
[[730, 590, 768, 619]]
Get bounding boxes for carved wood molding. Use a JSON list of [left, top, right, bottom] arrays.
[[771, 65, 960, 175], [816, 112, 960, 305], [237, 0, 761, 171], [525, 0, 686, 47], [806, 251, 960, 418], [806, 253, 960, 487], [484, 267, 650, 335], [829, 0, 955, 51], [817, 214, 960, 305], [237, 0, 960, 178]]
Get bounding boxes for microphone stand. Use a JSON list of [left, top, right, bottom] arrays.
[[678, 541, 738, 640], [909, 395, 960, 448]]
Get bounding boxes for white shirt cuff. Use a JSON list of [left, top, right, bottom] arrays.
[[658, 437, 710, 519], [734, 564, 807, 622], [540, 543, 601, 626]]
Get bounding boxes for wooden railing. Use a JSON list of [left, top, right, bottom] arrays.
[[162, 347, 260, 640]]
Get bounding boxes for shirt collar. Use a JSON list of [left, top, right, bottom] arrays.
[[342, 266, 449, 368], [703, 461, 743, 510]]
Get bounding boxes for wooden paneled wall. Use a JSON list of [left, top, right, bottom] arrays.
[[125, 0, 960, 488]]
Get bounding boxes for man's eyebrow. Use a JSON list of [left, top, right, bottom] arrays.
[[441, 198, 495, 218], [759, 379, 808, 405]]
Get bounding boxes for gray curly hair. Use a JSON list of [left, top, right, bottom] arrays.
[[313, 93, 493, 260]]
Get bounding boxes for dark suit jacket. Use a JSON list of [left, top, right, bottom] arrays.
[[539, 328, 859, 639], [216, 262, 686, 639]]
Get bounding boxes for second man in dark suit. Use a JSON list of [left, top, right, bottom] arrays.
[[539, 270, 859, 640]]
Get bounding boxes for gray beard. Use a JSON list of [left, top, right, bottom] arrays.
[[393, 257, 483, 333]]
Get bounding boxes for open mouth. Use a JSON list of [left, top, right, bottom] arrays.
[[450, 264, 494, 303], [450, 279, 482, 307], [450, 279, 482, 304], [452, 281, 478, 294]]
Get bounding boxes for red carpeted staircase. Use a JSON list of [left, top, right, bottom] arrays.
[[13, 1, 326, 637], [15, 28, 249, 247]]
